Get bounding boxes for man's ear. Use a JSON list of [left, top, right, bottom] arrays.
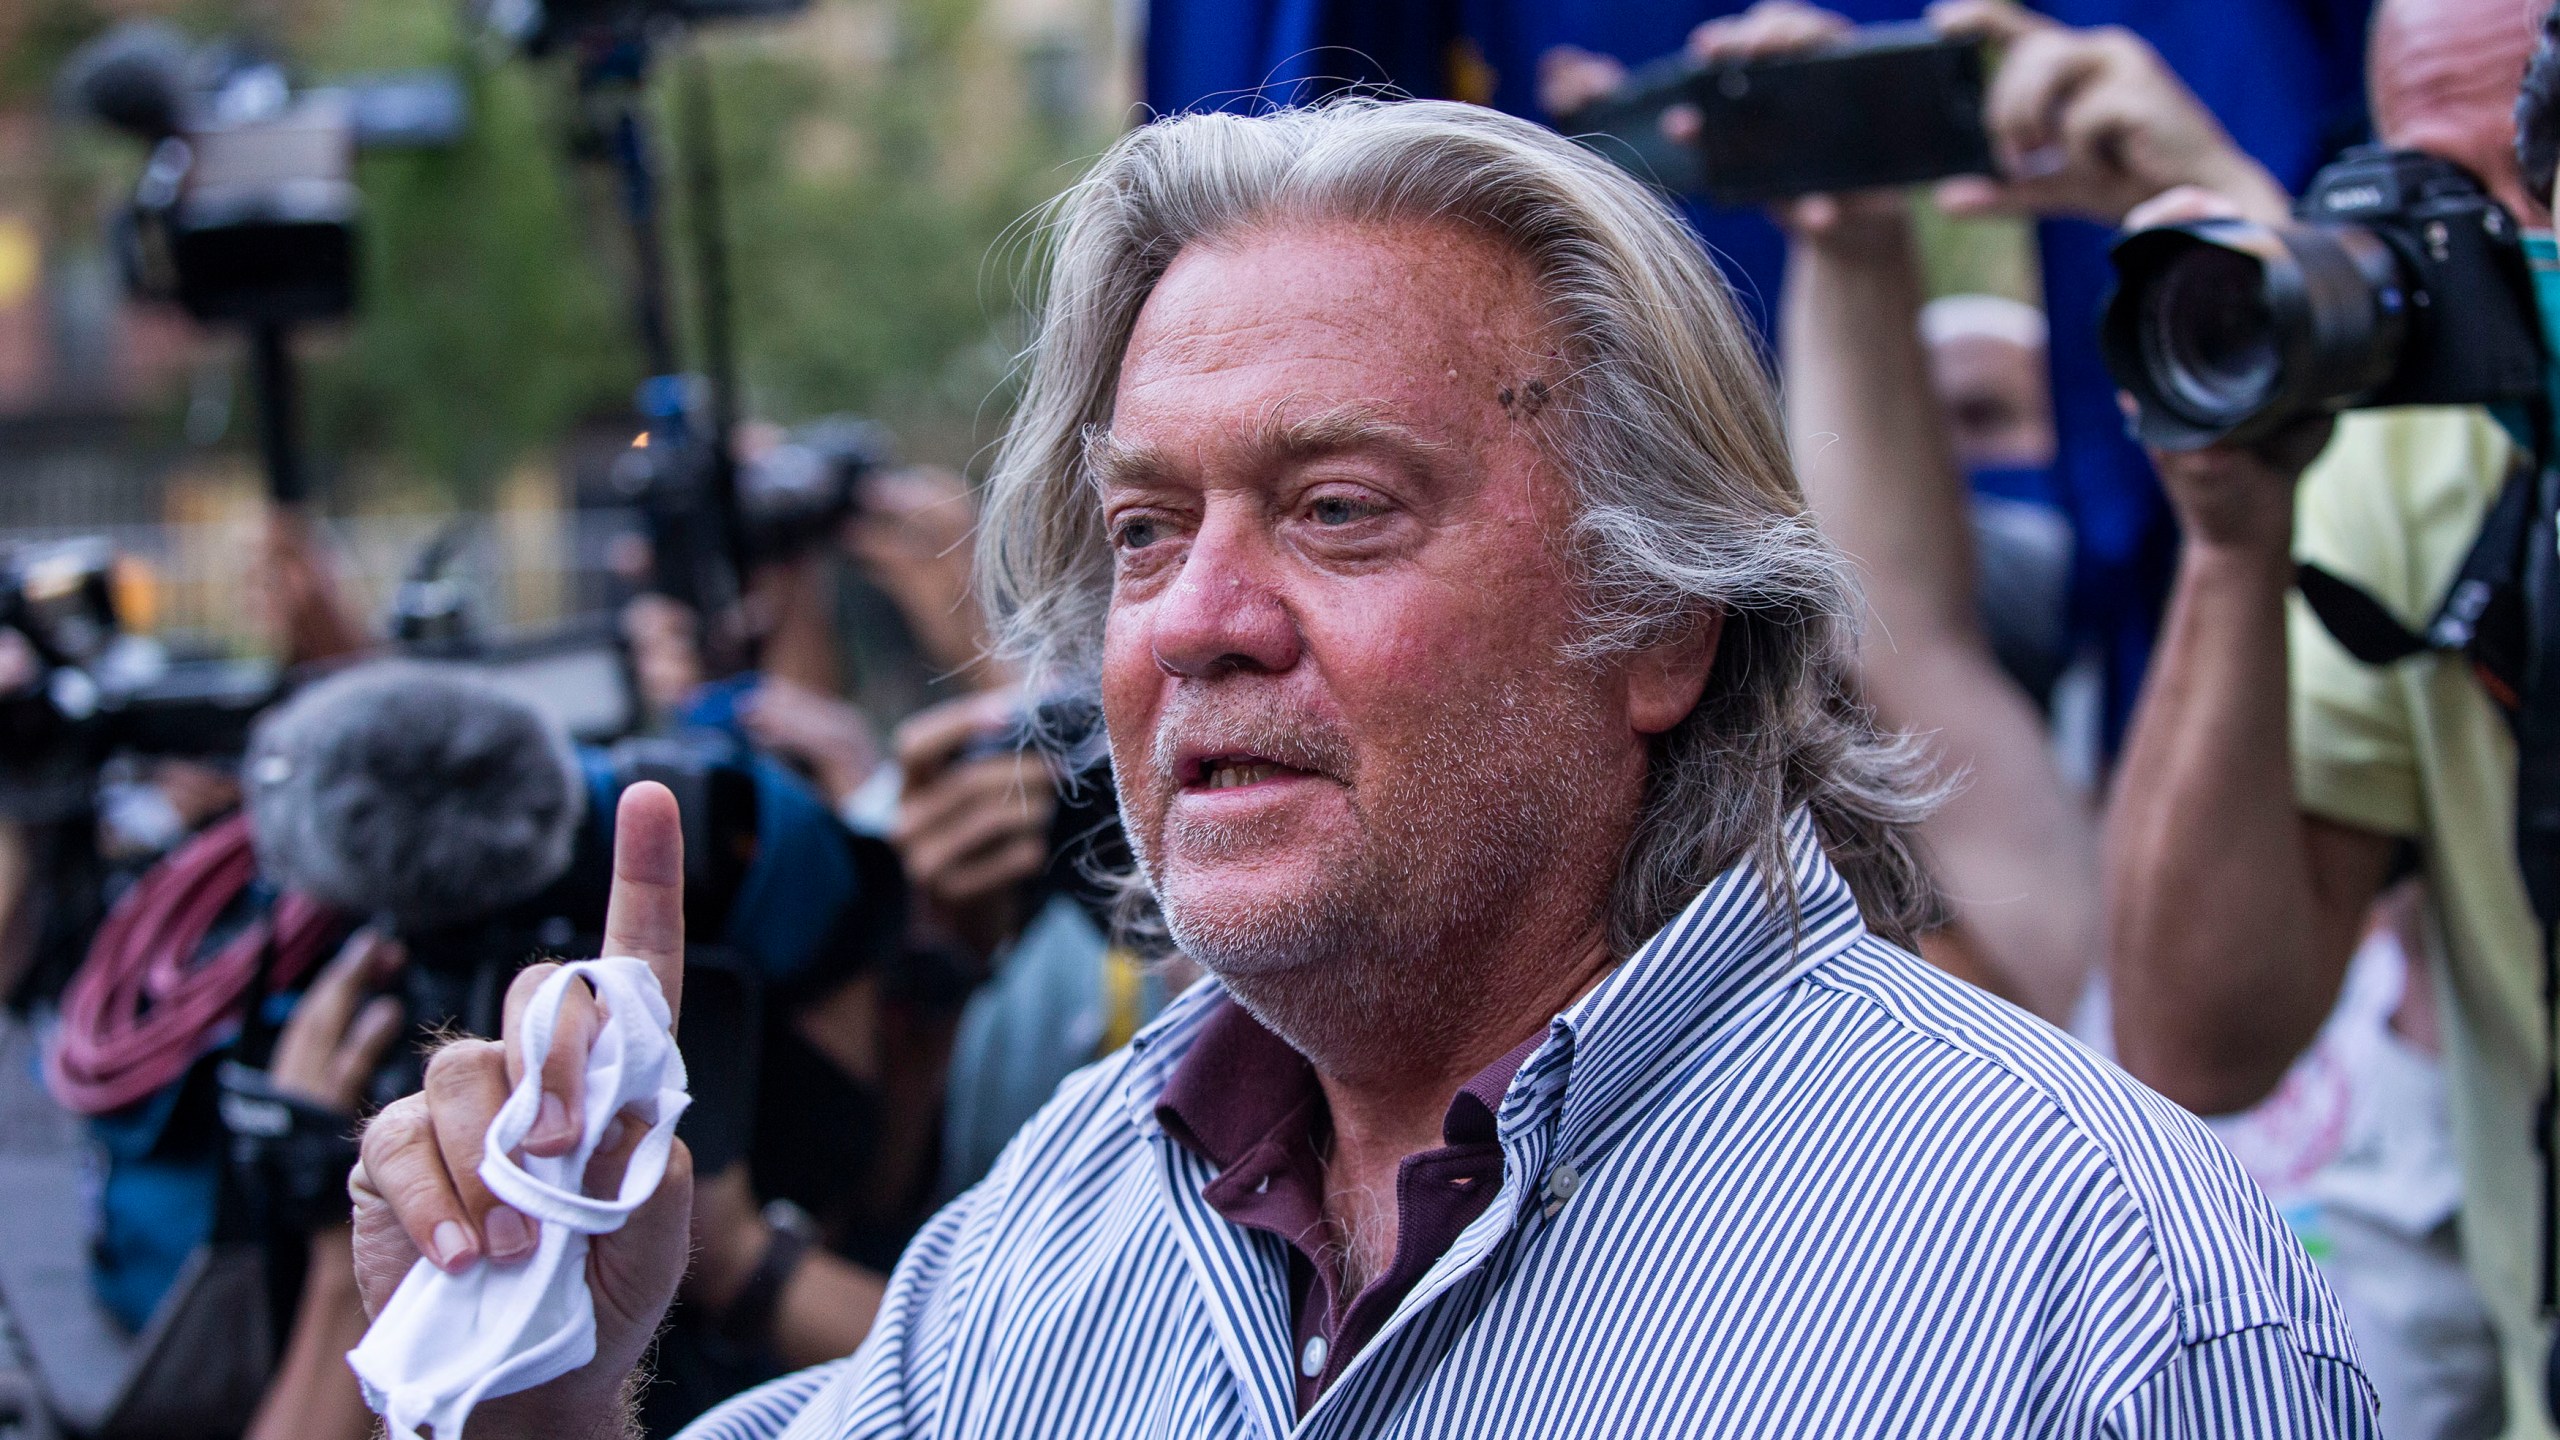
[[1626, 610, 1722, 736]]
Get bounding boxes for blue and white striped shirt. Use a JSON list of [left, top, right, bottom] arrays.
[[684, 815, 2376, 1439]]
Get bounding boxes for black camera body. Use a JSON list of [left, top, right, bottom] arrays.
[[2104, 147, 2546, 451], [63, 25, 466, 330], [736, 415, 891, 564]]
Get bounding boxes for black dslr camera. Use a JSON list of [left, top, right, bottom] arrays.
[[2103, 146, 2546, 451]]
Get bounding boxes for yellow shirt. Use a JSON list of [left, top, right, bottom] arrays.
[[2291, 406, 2546, 1434]]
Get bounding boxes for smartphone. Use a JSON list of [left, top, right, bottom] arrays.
[[1564, 25, 1993, 207], [1687, 25, 1993, 204]]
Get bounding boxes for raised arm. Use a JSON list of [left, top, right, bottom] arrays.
[[2104, 437, 2394, 1112], [1681, 3, 2098, 1019], [1776, 200, 2100, 1022]]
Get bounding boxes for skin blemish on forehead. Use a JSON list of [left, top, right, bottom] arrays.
[[1496, 377, 1553, 421]]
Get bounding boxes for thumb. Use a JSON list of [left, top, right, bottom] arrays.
[[603, 781, 686, 1026], [1926, 0, 2044, 44]]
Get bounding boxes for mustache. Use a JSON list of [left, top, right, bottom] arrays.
[[1146, 690, 1357, 781]]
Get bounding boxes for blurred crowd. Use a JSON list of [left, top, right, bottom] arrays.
[[13, 0, 2560, 1437]]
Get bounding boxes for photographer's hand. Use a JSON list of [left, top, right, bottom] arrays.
[[349, 782, 694, 1440], [741, 678, 882, 805], [1683, 4, 1909, 242], [2123, 183, 2337, 545], [893, 691, 1057, 916], [844, 465, 1009, 689], [270, 929, 406, 1115], [1926, 0, 2290, 225]]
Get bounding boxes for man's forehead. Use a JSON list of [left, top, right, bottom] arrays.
[[1116, 221, 1550, 394], [1085, 402, 1446, 487]]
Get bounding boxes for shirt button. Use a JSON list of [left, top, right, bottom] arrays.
[[1546, 1163, 1582, 1202], [1299, 1334, 1328, 1378]]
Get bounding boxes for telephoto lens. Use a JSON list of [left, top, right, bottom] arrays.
[[2102, 147, 2543, 451]]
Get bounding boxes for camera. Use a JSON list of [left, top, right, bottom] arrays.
[[735, 415, 892, 563], [2103, 146, 2547, 451], [60, 25, 464, 329], [0, 539, 280, 823]]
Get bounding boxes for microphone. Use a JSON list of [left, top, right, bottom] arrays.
[[57, 22, 193, 141], [245, 660, 586, 934]]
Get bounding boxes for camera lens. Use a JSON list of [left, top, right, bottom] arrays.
[[2103, 219, 2408, 451], [2140, 246, 2279, 427]]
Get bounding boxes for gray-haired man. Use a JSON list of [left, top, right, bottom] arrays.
[[349, 100, 2374, 1437]]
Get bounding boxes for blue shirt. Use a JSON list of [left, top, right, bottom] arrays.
[[682, 814, 2375, 1438]]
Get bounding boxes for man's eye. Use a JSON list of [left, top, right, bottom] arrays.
[[1112, 516, 1165, 550], [1309, 496, 1376, 526]]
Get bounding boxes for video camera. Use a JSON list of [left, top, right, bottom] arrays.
[[613, 408, 889, 575], [0, 539, 279, 824], [2103, 147, 2548, 451], [59, 24, 464, 330]]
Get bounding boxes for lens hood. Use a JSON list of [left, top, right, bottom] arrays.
[[2102, 217, 2405, 451]]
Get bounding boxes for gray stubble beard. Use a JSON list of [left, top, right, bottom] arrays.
[[1124, 663, 1627, 1074]]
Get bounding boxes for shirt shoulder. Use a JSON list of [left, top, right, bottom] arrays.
[[2295, 406, 2511, 619], [2288, 406, 2513, 838], [1802, 941, 2360, 1365]]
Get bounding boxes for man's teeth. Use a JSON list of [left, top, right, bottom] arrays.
[[1203, 761, 1282, 789]]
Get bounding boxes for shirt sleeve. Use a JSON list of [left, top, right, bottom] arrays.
[[676, 1359, 866, 1440], [673, 1186, 985, 1440], [2289, 409, 2510, 838], [2100, 1325, 2379, 1439]]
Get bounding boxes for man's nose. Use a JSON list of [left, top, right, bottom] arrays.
[[1148, 511, 1300, 679]]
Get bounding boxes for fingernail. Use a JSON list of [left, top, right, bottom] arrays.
[[485, 1206, 535, 1259], [534, 1092, 569, 1145], [431, 1220, 474, 1270]]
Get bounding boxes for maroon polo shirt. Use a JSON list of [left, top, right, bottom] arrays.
[[1154, 998, 1541, 1413]]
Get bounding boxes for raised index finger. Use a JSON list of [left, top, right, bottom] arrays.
[[603, 780, 685, 1027]]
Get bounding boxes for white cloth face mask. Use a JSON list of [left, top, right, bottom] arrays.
[[348, 956, 690, 1440]]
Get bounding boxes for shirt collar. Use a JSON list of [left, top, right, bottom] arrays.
[[1152, 999, 1545, 1172], [1123, 808, 1867, 1149]]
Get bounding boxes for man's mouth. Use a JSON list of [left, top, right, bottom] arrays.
[[1179, 751, 1315, 791], [1200, 758, 1287, 789]]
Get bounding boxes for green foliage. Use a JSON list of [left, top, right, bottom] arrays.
[[298, 0, 1112, 494], [26, 0, 1113, 497], [1, 0, 108, 106], [673, 4, 1113, 467], [305, 58, 637, 503]]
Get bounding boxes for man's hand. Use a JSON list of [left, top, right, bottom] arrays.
[[348, 782, 695, 1437], [2119, 184, 2332, 552], [271, 930, 407, 1115], [1686, 2, 1910, 244], [844, 465, 1006, 687], [621, 594, 705, 721], [893, 690, 1056, 919], [741, 678, 882, 805], [256, 508, 374, 668], [1926, 0, 2290, 225]]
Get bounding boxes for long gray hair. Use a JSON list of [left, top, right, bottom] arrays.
[[980, 98, 1944, 951]]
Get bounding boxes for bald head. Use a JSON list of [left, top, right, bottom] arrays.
[[2371, 0, 2547, 223]]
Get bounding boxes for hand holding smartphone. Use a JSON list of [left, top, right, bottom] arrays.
[[1562, 22, 1994, 205]]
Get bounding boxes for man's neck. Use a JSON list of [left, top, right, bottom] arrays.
[[1284, 922, 1617, 1292]]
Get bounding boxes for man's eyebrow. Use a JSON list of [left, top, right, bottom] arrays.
[[1082, 406, 1446, 493]]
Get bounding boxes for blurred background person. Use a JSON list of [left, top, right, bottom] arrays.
[[1678, 3, 2505, 1435], [2104, 0, 2560, 1430]]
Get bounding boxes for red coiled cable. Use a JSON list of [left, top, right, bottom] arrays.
[[46, 813, 343, 1116]]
